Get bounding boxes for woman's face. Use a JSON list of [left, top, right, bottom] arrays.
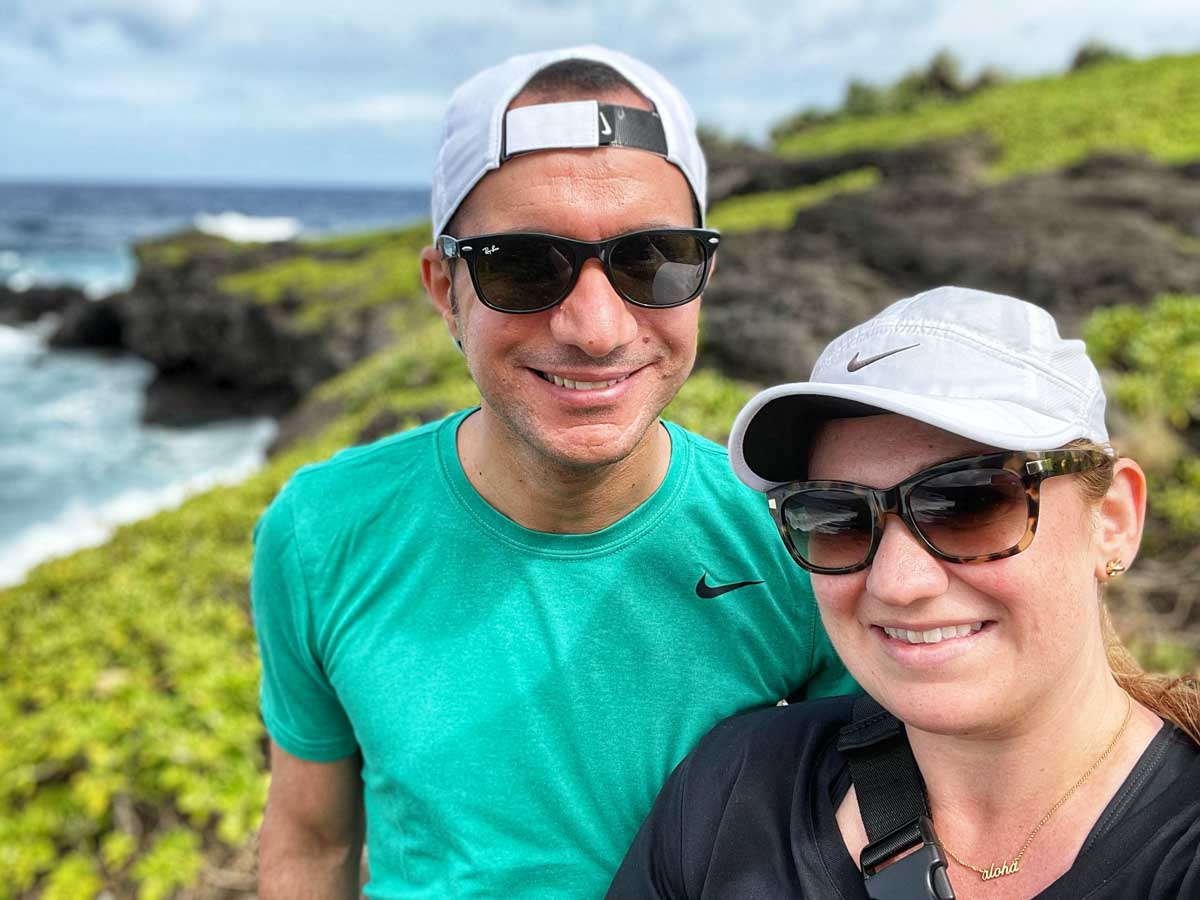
[[806, 414, 1105, 736]]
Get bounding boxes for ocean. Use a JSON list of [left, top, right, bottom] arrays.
[[0, 180, 431, 588]]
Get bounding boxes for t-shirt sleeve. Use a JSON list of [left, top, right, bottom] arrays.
[[606, 751, 693, 899], [794, 580, 859, 701], [251, 484, 358, 761]]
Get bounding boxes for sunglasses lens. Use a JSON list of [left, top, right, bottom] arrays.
[[908, 469, 1029, 560], [610, 232, 707, 306], [781, 490, 875, 572], [473, 235, 574, 311]]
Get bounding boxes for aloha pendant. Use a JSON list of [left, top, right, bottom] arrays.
[[980, 860, 1020, 881]]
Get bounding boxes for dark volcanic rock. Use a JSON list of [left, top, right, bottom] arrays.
[[143, 369, 295, 427], [0, 284, 90, 326], [706, 134, 998, 204], [700, 154, 1200, 383], [48, 296, 124, 348], [113, 231, 395, 424]]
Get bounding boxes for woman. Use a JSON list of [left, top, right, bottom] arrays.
[[608, 287, 1200, 899]]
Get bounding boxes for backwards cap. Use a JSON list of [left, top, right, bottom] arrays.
[[431, 45, 707, 237]]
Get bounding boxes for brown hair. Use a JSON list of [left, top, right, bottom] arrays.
[[1069, 438, 1200, 743]]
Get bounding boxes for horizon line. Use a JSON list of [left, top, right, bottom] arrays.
[[0, 174, 433, 193]]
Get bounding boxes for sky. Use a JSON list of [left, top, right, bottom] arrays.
[[1, 0, 1198, 188]]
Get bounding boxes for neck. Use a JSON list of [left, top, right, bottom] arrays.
[[905, 646, 1155, 883], [910, 650, 1121, 824], [456, 408, 672, 533]]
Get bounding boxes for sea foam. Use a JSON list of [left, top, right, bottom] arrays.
[[194, 211, 301, 243], [0, 323, 278, 589], [0, 430, 274, 588]]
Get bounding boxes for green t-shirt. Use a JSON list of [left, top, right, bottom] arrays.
[[252, 410, 855, 898]]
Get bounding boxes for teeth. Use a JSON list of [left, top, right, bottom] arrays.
[[545, 372, 629, 390], [883, 623, 986, 645]]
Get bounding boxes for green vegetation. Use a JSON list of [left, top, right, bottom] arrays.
[[135, 232, 237, 269], [775, 54, 1200, 178], [770, 50, 1007, 141], [219, 223, 428, 330], [1086, 295, 1200, 549], [6, 48, 1200, 896], [708, 168, 881, 233]]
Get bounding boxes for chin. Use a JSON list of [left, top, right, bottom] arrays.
[[874, 685, 1012, 737], [535, 420, 653, 469]]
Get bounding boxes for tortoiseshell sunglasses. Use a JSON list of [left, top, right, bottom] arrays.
[[766, 449, 1109, 575]]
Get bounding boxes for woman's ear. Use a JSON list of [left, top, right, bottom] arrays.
[[1094, 457, 1148, 580]]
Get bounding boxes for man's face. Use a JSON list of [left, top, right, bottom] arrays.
[[430, 94, 702, 472]]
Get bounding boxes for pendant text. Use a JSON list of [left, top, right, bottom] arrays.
[[981, 860, 1020, 881]]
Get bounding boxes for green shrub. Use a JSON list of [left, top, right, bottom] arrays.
[[775, 54, 1200, 178], [708, 168, 881, 233], [219, 223, 429, 330], [1085, 295, 1200, 549]]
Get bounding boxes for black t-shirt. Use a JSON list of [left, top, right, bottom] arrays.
[[608, 696, 1200, 899]]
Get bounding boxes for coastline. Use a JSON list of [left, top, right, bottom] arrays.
[[0, 319, 278, 588]]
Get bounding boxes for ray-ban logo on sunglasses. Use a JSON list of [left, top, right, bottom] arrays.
[[846, 343, 921, 372], [481, 245, 500, 255]]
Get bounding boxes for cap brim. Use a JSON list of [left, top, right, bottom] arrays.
[[729, 381, 1087, 492]]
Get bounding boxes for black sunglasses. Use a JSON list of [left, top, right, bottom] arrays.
[[437, 227, 720, 314], [766, 449, 1108, 575]]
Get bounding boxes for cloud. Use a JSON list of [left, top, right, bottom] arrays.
[[7, 0, 213, 53], [1, 0, 1197, 184], [301, 92, 448, 130]]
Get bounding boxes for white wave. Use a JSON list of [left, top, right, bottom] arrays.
[[0, 322, 48, 357], [6, 270, 35, 292], [194, 211, 300, 243], [0, 417, 277, 589]]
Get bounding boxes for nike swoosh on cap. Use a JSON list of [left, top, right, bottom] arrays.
[[695, 573, 764, 599], [846, 343, 921, 372]]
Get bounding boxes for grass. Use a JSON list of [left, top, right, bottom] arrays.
[[217, 223, 429, 331], [135, 232, 238, 269], [774, 54, 1200, 178]]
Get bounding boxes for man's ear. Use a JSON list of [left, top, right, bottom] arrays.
[[420, 245, 460, 344], [1094, 457, 1148, 580]]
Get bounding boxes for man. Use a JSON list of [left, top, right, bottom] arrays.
[[252, 45, 854, 899]]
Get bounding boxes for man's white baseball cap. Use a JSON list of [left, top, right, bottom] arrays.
[[729, 286, 1111, 492], [431, 44, 707, 238]]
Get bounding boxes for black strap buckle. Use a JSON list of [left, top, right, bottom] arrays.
[[862, 816, 955, 900]]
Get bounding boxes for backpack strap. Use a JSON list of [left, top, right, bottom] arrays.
[[837, 694, 956, 900]]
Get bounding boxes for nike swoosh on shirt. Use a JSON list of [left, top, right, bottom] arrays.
[[846, 343, 921, 372], [695, 573, 764, 599]]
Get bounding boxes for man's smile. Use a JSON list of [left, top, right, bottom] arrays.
[[533, 367, 637, 391]]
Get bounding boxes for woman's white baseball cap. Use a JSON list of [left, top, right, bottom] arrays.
[[729, 286, 1110, 492]]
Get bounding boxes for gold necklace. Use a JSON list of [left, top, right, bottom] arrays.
[[941, 693, 1133, 882]]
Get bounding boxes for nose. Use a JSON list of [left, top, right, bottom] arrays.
[[548, 260, 638, 358], [864, 516, 950, 607]]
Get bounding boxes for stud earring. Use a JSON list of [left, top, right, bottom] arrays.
[[1105, 558, 1126, 578]]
